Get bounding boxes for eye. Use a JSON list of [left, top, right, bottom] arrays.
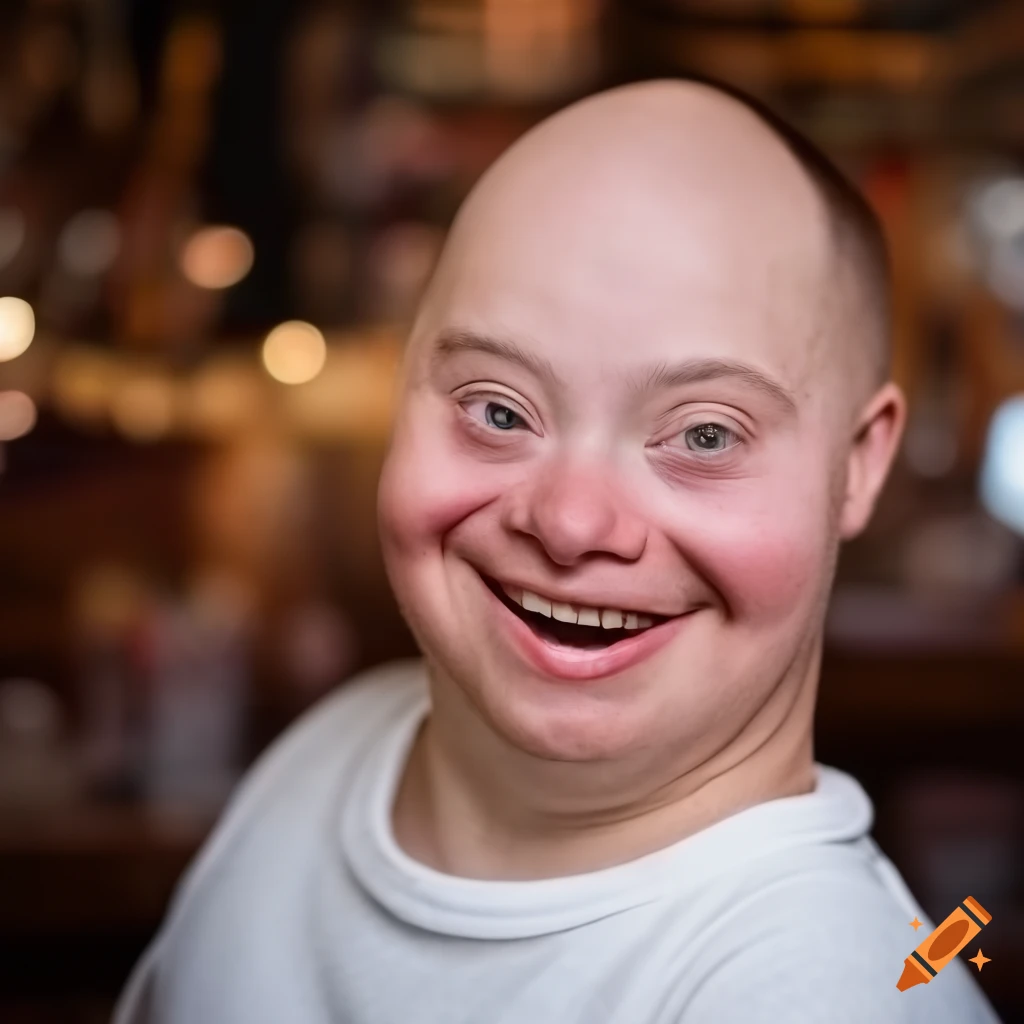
[[484, 402, 523, 430], [682, 423, 737, 453], [460, 396, 528, 432]]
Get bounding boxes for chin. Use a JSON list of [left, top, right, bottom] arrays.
[[487, 700, 647, 763], [428, 642, 657, 762]]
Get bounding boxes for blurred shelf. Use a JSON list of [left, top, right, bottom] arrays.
[[625, 1, 1024, 86], [639, 27, 945, 88], [819, 648, 1024, 729], [0, 805, 213, 935]]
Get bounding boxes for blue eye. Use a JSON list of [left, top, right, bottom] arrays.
[[483, 402, 523, 431], [684, 423, 734, 452]]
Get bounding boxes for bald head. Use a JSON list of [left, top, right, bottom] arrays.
[[412, 79, 891, 405]]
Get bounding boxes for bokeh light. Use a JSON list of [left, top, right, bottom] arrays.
[[973, 176, 1024, 242], [110, 376, 177, 442], [50, 348, 118, 426], [58, 209, 121, 277], [980, 394, 1024, 536], [0, 391, 38, 441], [284, 340, 397, 440], [0, 297, 36, 362], [261, 321, 327, 385], [987, 242, 1024, 310], [72, 564, 145, 635], [185, 358, 265, 437], [180, 225, 255, 289]]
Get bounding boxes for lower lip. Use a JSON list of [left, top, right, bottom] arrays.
[[478, 572, 693, 682]]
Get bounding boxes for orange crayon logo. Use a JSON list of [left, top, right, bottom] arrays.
[[897, 896, 992, 992]]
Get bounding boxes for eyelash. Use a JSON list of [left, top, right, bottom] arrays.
[[457, 395, 743, 459], [458, 395, 531, 435], [665, 423, 742, 459]]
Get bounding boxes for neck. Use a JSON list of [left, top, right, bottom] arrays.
[[393, 647, 821, 881]]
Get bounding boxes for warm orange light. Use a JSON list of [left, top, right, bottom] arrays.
[[0, 297, 35, 362], [180, 225, 254, 289], [262, 321, 327, 385], [111, 376, 176, 442], [186, 359, 264, 436], [51, 349, 117, 424], [282, 333, 403, 440]]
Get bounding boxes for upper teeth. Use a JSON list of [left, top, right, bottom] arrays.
[[506, 585, 654, 630]]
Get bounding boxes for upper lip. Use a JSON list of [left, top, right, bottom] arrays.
[[479, 570, 683, 619]]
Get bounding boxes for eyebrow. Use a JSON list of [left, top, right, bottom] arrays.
[[430, 328, 797, 414], [628, 358, 798, 414], [431, 329, 566, 390]]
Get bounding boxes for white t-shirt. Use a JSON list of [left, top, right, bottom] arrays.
[[115, 657, 1002, 1024]]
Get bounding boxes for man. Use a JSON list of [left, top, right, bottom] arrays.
[[116, 79, 1002, 1023]]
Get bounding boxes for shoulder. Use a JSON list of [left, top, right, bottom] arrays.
[[260, 656, 426, 770], [676, 848, 999, 1024], [114, 658, 428, 1023]]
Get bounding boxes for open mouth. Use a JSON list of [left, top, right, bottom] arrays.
[[479, 573, 672, 650]]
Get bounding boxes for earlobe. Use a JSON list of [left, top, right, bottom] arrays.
[[838, 381, 908, 540]]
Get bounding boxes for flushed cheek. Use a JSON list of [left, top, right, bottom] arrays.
[[378, 421, 512, 560], [669, 493, 831, 623], [377, 433, 524, 669]]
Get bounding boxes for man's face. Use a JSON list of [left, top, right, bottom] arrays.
[[378, 103, 852, 769]]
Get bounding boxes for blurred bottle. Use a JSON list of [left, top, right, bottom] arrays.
[[0, 678, 80, 811], [72, 563, 148, 799], [138, 568, 255, 812]]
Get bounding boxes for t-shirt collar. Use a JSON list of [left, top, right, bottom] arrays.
[[340, 674, 873, 940]]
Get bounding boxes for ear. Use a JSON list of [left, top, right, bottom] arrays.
[[838, 381, 907, 541]]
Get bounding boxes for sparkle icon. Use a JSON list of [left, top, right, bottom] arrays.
[[897, 896, 992, 992], [909, 917, 923, 931], [968, 950, 991, 972]]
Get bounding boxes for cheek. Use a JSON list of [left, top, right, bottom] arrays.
[[666, 475, 833, 622], [717, 523, 822, 618], [377, 418, 503, 560]]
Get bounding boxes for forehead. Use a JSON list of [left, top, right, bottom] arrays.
[[418, 149, 833, 394]]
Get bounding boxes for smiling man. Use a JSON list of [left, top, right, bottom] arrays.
[[116, 80, 1002, 1023]]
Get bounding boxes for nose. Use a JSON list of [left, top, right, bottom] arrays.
[[502, 456, 648, 566]]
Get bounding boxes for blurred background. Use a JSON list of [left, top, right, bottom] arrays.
[[0, 0, 1022, 1020]]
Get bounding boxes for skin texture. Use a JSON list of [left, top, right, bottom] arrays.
[[378, 80, 906, 880]]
